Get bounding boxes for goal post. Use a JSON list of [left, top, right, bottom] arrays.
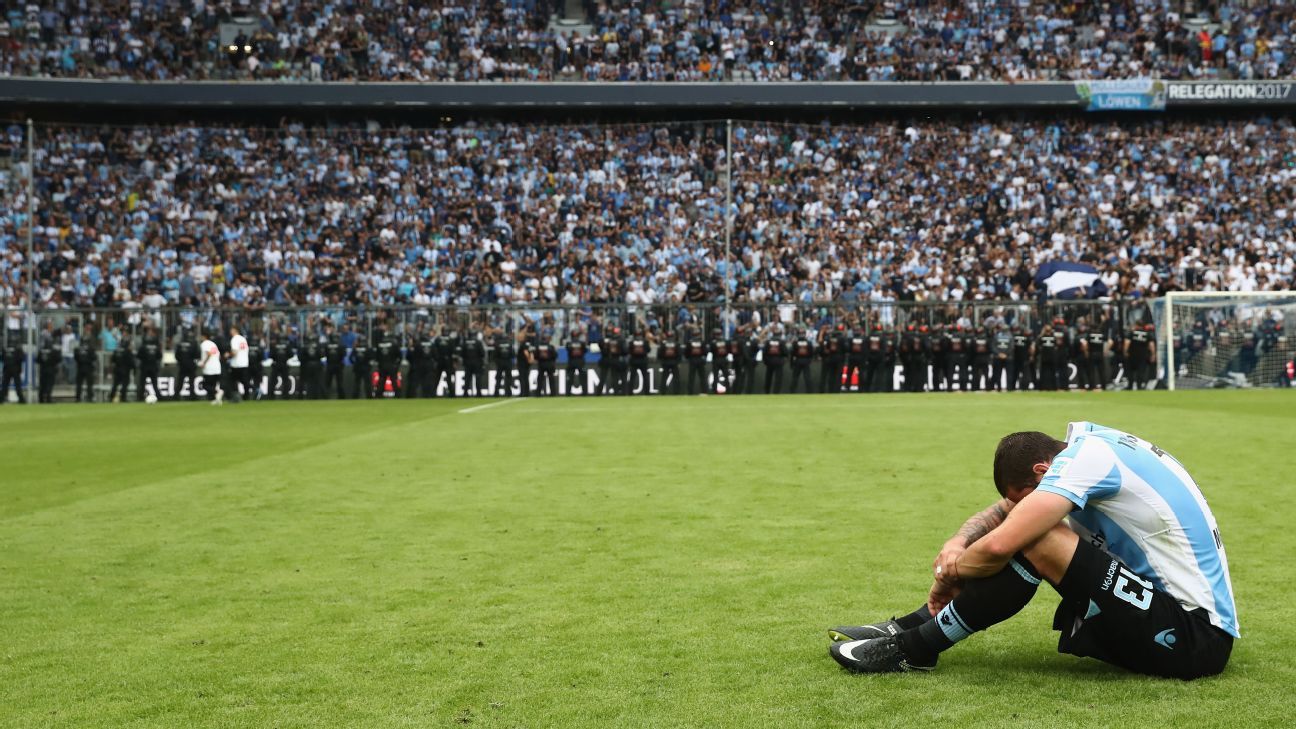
[[1161, 291, 1296, 390]]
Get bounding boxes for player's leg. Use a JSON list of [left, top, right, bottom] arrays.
[[830, 525, 1072, 673], [1047, 537, 1234, 680], [829, 604, 936, 642]]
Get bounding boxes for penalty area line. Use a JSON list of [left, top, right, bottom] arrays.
[[458, 398, 523, 415]]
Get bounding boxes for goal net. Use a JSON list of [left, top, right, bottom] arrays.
[[1162, 291, 1296, 390]]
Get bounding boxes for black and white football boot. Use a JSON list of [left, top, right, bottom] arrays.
[[827, 618, 903, 643], [828, 636, 937, 673]]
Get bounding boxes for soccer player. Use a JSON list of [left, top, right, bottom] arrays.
[[828, 423, 1237, 680]]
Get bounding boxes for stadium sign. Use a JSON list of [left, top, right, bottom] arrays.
[[1166, 82, 1295, 105], [1076, 80, 1167, 112]]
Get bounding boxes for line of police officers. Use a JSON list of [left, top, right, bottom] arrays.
[[1, 314, 1167, 402]]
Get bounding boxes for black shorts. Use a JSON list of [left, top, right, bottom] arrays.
[[1053, 538, 1233, 679]]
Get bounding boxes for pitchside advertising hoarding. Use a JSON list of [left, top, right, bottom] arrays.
[[138, 363, 1126, 399], [1078, 80, 1295, 110]]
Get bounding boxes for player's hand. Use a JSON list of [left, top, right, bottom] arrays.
[[927, 580, 959, 616], [933, 540, 965, 586]]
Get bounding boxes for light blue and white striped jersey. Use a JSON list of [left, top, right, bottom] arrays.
[[1036, 421, 1239, 637]]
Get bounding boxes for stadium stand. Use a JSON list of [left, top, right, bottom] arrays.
[[2, 117, 1294, 312], [2, 1, 1293, 82]]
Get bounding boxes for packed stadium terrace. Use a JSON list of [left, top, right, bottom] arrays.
[[2, 117, 1295, 311], [2, 1, 1294, 82]]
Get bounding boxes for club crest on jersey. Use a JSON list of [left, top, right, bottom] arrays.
[[1046, 456, 1072, 477]]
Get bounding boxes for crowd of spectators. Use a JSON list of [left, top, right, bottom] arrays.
[[1, 1, 1293, 83], [2, 115, 1294, 316]]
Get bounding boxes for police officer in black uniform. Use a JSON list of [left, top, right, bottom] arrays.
[[914, 324, 934, 392], [880, 325, 899, 393], [955, 325, 976, 392], [268, 333, 292, 399], [405, 325, 428, 399], [863, 324, 885, 393], [819, 324, 846, 394], [684, 327, 708, 395], [435, 326, 460, 397], [375, 329, 402, 397], [970, 326, 992, 391], [1, 339, 24, 403], [298, 333, 323, 399], [722, 328, 741, 395], [351, 334, 373, 399], [1052, 319, 1072, 391], [990, 324, 1012, 392], [900, 324, 928, 393], [533, 335, 557, 396], [458, 331, 484, 397], [763, 328, 786, 394], [74, 325, 97, 402], [1083, 321, 1107, 391], [929, 324, 948, 391], [946, 325, 968, 391], [845, 323, 868, 393], [564, 329, 587, 395], [708, 329, 730, 394], [37, 335, 60, 403], [514, 329, 532, 397], [1036, 323, 1058, 391], [136, 327, 163, 402], [740, 324, 763, 395], [657, 331, 682, 395], [789, 328, 814, 394], [246, 334, 265, 401], [1125, 323, 1152, 390], [109, 335, 135, 402], [492, 329, 515, 397], [174, 328, 200, 400], [628, 330, 652, 395], [897, 324, 916, 392], [324, 326, 348, 399], [1010, 325, 1033, 391]]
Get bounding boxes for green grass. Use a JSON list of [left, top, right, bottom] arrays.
[[1, 391, 1292, 728]]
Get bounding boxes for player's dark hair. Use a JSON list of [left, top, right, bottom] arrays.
[[994, 432, 1067, 496]]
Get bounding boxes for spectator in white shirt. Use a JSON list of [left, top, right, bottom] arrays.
[[199, 333, 223, 404], [227, 326, 250, 403]]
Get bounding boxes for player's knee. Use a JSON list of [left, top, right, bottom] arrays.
[[1021, 523, 1080, 585]]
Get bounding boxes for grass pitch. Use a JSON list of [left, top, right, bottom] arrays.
[[2, 391, 1292, 728]]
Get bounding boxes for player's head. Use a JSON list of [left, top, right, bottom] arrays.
[[993, 431, 1067, 501]]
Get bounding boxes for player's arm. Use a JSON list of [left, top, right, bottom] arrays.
[[931, 498, 1014, 580], [948, 490, 1073, 581]]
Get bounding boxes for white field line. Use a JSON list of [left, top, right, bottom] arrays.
[[458, 397, 523, 414]]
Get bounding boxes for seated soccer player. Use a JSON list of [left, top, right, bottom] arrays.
[[829, 423, 1237, 680]]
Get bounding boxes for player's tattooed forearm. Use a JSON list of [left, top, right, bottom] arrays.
[[956, 502, 1008, 545]]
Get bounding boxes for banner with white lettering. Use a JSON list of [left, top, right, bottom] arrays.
[[1166, 81, 1295, 105], [1075, 79, 1167, 111]]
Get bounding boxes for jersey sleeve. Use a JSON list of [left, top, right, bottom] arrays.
[[1035, 436, 1122, 510]]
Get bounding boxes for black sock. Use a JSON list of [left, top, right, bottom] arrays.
[[898, 554, 1042, 664], [894, 603, 934, 631]]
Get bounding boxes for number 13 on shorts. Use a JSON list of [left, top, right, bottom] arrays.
[[1113, 567, 1154, 611]]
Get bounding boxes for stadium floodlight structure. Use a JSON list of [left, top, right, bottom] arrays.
[[1161, 290, 1296, 390]]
